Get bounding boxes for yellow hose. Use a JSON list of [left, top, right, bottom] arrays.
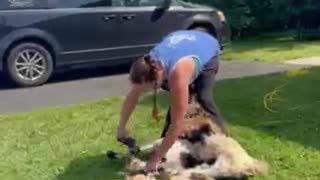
[[263, 83, 287, 113]]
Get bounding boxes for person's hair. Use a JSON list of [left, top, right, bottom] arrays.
[[130, 55, 162, 121]]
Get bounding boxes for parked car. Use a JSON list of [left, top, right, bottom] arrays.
[[0, 0, 231, 87]]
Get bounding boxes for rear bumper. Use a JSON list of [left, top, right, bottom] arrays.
[[0, 47, 4, 71], [0, 38, 6, 71]]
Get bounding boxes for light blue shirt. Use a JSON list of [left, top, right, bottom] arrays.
[[148, 30, 220, 82]]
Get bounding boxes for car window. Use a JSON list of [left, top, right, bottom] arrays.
[[0, 0, 48, 10], [57, 0, 113, 8], [112, 0, 125, 6], [118, 0, 164, 7]]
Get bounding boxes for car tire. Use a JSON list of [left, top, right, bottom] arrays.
[[5, 42, 54, 87]]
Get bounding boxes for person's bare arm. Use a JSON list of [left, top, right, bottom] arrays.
[[117, 84, 144, 140], [148, 57, 194, 162]]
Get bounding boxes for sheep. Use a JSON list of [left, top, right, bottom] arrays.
[[125, 104, 269, 180]]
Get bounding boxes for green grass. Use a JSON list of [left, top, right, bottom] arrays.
[[1, 68, 320, 180], [221, 33, 320, 62]]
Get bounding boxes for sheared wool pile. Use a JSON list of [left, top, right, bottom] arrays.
[[125, 105, 269, 180]]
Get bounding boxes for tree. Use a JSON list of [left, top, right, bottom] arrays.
[[187, 0, 320, 38]]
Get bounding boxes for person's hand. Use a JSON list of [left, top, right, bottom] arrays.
[[145, 157, 161, 173], [145, 149, 163, 173], [116, 127, 128, 142]]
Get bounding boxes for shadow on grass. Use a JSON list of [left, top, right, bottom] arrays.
[[138, 68, 320, 151], [57, 154, 127, 180], [57, 150, 152, 180]]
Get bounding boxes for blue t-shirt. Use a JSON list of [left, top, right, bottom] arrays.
[[148, 30, 220, 82]]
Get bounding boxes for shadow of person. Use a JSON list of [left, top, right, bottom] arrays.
[[57, 154, 127, 180]]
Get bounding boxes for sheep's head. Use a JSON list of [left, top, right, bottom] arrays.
[[179, 116, 223, 144]]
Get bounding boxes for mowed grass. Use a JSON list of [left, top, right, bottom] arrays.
[[1, 68, 320, 180], [220, 33, 320, 62]]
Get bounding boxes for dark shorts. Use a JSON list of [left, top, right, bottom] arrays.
[[160, 55, 227, 137], [160, 56, 219, 92]]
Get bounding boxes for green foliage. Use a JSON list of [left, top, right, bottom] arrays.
[[187, 0, 320, 37]]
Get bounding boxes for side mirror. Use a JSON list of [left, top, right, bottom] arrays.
[[151, 0, 172, 22]]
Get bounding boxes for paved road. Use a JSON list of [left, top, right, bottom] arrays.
[[0, 61, 311, 114]]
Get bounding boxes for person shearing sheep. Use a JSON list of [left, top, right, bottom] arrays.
[[116, 30, 227, 172]]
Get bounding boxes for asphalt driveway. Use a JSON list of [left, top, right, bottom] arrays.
[[0, 61, 311, 114]]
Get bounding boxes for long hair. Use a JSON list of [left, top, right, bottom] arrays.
[[130, 55, 161, 121]]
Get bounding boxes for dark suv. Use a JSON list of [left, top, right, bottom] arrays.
[[0, 0, 231, 87]]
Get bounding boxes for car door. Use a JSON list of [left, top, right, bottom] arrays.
[[115, 0, 187, 57], [48, 0, 123, 65]]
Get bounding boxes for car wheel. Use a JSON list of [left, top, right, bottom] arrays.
[[6, 42, 53, 87]]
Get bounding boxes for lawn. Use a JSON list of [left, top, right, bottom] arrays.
[[220, 33, 320, 62], [1, 67, 320, 180]]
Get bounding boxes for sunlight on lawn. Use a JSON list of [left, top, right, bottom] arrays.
[[221, 37, 320, 62], [0, 68, 319, 180]]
